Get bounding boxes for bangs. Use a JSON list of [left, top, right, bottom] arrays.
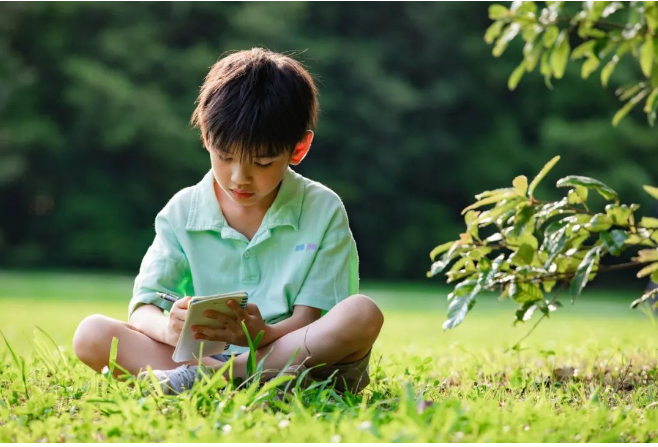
[[213, 139, 292, 163]]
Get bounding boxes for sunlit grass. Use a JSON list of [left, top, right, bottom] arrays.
[[1, 270, 657, 441]]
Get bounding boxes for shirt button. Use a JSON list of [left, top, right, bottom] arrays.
[[244, 250, 250, 259]]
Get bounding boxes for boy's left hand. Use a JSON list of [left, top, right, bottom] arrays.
[[191, 301, 268, 348]]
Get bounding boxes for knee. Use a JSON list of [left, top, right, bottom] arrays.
[[72, 314, 120, 364], [340, 294, 384, 339]]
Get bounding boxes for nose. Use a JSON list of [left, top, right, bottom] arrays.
[[231, 163, 252, 186]]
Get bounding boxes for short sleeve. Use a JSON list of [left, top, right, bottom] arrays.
[[128, 213, 193, 317], [293, 206, 359, 312]]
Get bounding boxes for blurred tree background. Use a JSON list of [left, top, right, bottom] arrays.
[[0, 2, 656, 283]]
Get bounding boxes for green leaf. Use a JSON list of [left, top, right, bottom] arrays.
[[508, 62, 526, 91], [567, 187, 588, 205], [512, 204, 535, 238], [528, 155, 561, 197], [542, 227, 568, 268], [604, 204, 633, 226], [513, 1, 538, 15], [489, 4, 509, 19], [430, 241, 455, 261], [542, 26, 559, 48], [475, 187, 517, 200], [640, 34, 655, 78], [524, 42, 543, 71], [542, 280, 557, 293], [639, 217, 658, 229], [485, 254, 507, 283], [507, 230, 539, 250], [536, 197, 569, 226], [585, 213, 613, 232], [476, 197, 525, 226], [601, 56, 618, 88], [643, 185, 658, 200], [515, 301, 539, 322], [644, 88, 658, 113], [510, 282, 543, 303], [493, 23, 521, 57], [570, 246, 602, 301], [618, 83, 644, 102], [465, 210, 480, 226], [571, 40, 597, 60], [556, 175, 618, 202], [613, 88, 650, 127], [550, 30, 571, 79], [485, 20, 505, 44], [581, 56, 600, 79], [461, 190, 519, 215], [510, 243, 536, 266], [513, 175, 528, 196], [443, 284, 481, 329], [600, 229, 628, 256], [647, 3, 658, 31], [633, 248, 658, 263], [637, 262, 658, 278], [428, 243, 470, 277]]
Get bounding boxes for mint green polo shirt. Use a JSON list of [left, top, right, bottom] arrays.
[[129, 167, 359, 356]]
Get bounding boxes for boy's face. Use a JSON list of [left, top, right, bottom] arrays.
[[209, 151, 291, 208], [208, 132, 313, 210]]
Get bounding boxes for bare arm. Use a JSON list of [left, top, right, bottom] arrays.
[[128, 304, 174, 346], [261, 305, 322, 347]]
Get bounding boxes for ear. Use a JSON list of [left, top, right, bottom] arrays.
[[290, 131, 314, 166]]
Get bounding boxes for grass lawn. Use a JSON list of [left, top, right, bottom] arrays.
[[0, 270, 657, 442]]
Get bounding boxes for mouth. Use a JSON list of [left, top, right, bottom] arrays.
[[231, 189, 255, 199]]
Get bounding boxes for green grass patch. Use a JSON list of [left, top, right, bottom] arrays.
[[0, 270, 657, 441]]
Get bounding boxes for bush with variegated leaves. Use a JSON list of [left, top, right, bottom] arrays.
[[428, 156, 658, 330]]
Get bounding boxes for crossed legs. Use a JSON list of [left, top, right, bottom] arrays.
[[73, 294, 384, 380]]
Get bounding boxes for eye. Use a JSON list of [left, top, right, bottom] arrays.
[[218, 155, 233, 162], [254, 161, 273, 168]]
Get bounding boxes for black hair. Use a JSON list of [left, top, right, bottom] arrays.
[[191, 48, 319, 162]]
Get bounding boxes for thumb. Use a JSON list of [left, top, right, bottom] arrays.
[[177, 296, 192, 310], [245, 303, 261, 318]]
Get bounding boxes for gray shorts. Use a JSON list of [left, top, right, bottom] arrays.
[[211, 349, 371, 394]]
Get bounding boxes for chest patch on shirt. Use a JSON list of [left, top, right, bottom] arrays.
[[295, 243, 318, 252]]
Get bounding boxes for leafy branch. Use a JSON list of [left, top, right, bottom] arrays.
[[486, 1, 658, 126], [428, 155, 658, 330]]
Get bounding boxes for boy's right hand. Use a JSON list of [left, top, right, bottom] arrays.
[[166, 296, 192, 346]]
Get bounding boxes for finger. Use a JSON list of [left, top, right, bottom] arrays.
[[203, 311, 234, 325], [170, 308, 187, 322], [245, 303, 261, 318], [191, 326, 229, 341], [172, 296, 192, 312], [177, 296, 192, 310], [227, 300, 245, 320]]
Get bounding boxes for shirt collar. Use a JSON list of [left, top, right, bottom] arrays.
[[186, 167, 304, 233]]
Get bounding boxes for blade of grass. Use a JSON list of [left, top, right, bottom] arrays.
[[0, 327, 28, 397], [35, 325, 71, 372]]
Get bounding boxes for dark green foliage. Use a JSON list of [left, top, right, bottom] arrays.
[[1, 3, 658, 281]]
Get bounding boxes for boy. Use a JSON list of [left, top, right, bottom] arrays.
[[72, 48, 384, 395]]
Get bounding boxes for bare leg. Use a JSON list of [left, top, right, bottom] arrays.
[[72, 314, 222, 378], [225, 294, 384, 380]]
